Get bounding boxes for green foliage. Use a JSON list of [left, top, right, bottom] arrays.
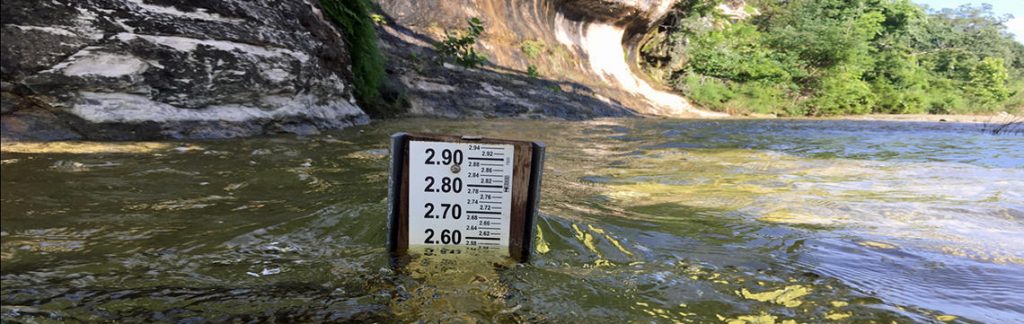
[[966, 57, 1010, 106], [370, 14, 387, 25], [923, 77, 968, 114], [436, 18, 488, 68], [678, 74, 734, 110], [729, 81, 790, 115], [806, 67, 876, 115], [677, 74, 789, 115], [866, 51, 929, 114], [1003, 78, 1024, 113], [687, 22, 790, 82], [762, 1, 881, 71], [320, 0, 403, 117], [520, 39, 546, 59], [527, 65, 540, 78], [641, 0, 1024, 116]]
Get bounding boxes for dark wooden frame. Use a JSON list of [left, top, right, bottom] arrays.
[[387, 133, 545, 263]]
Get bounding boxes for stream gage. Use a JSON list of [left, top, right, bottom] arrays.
[[387, 133, 545, 262]]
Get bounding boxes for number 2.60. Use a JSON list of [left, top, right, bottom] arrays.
[[424, 229, 462, 245]]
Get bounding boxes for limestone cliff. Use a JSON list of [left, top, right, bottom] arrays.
[[377, 0, 725, 118]]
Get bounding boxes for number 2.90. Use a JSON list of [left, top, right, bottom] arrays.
[[424, 148, 463, 165]]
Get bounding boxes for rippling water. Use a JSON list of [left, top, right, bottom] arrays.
[[2, 119, 1022, 322]]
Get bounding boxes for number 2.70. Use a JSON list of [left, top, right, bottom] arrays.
[[424, 203, 462, 219]]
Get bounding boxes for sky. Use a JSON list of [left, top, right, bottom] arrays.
[[913, 0, 1024, 43]]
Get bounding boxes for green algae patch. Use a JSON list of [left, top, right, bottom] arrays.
[[935, 314, 957, 322], [589, 224, 633, 257], [940, 245, 1024, 265], [717, 313, 796, 324], [605, 180, 764, 211], [535, 225, 551, 254], [825, 312, 852, 320], [593, 259, 615, 267], [757, 209, 842, 227], [571, 223, 599, 254], [739, 285, 811, 307], [858, 241, 897, 249], [758, 210, 805, 224]]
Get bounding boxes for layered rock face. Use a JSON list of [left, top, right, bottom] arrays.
[[378, 0, 724, 118], [1, 0, 368, 140]]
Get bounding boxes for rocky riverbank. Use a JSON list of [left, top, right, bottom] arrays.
[[9, 1, 1009, 142], [2, 0, 728, 141]]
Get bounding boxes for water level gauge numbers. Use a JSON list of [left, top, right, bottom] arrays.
[[408, 141, 514, 248]]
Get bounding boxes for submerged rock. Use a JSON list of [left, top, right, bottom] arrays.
[[1, 0, 368, 140]]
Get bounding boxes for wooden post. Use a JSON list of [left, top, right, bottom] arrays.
[[387, 133, 545, 262]]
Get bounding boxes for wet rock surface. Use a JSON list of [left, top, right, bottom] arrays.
[[1, 0, 368, 140], [381, 41, 637, 120], [375, 1, 641, 120]]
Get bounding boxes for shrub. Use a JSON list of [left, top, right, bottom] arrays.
[[867, 52, 930, 114], [520, 39, 546, 59], [677, 74, 735, 111], [873, 81, 928, 114], [527, 65, 540, 78], [370, 14, 386, 25], [924, 78, 968, 114], [727, 81, 789, 115], [965, 57, 1010, 108], [1002, 78, 1024, 113], [320, 0, 403, 116], [806, 68, 876, 115], [686, 22, 790, 83], [436, 18, 488, 68]]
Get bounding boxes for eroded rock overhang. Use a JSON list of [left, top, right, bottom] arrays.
[[380, 0, 725, 117]]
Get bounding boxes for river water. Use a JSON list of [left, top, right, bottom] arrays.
[[2, 119, 1022, 322]]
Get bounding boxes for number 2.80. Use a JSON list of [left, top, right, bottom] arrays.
[[424, 176, 462, 193]]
